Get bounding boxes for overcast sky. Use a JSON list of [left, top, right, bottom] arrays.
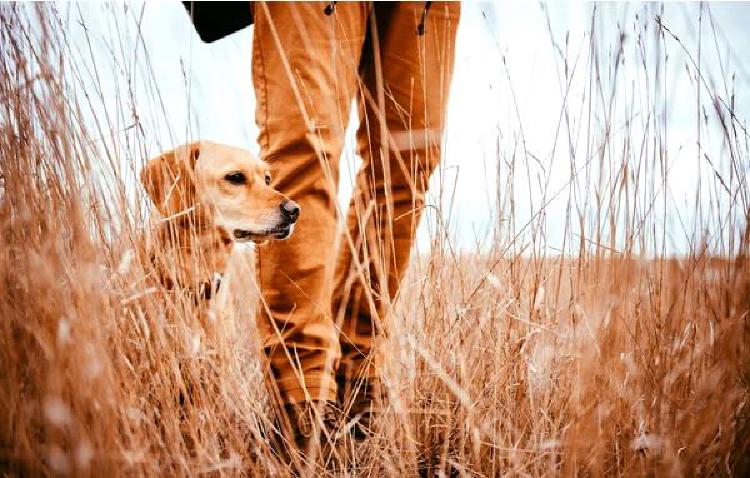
[[60, 1, 750, 255]]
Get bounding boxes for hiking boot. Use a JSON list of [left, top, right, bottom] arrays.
[[275, 400, 341, 468], [338, 377, 384, 442]]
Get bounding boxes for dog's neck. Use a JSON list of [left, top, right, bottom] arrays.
[[150, 220, 234, 300]]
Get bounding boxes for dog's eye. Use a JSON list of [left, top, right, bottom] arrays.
[[264, 172, 272, 185], [224, 172, 246, 185]]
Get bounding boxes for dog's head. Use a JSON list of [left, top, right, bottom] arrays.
[[141, 141, 299, 242]]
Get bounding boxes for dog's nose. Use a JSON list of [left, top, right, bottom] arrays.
[[280, 200, 300, 223]]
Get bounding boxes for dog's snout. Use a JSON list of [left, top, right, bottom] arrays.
[[280, 200, 300, 223]]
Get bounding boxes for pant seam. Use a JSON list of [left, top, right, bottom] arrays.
[[254, 13, 270, 155]]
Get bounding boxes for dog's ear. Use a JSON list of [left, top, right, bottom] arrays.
[[140, 142, 201, 217]]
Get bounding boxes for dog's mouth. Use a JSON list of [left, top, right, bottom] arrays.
[[233, 223, 294, 242]]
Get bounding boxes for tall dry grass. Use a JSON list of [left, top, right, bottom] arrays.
[[1, 2, 749, 477]]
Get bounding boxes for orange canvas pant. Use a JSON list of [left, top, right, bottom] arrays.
[[252, 1, 459, 404]]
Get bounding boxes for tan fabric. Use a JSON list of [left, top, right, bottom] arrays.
[[252, 1, 460, 404]]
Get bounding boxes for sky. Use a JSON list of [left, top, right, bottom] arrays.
[[56, 1, 750, 255]]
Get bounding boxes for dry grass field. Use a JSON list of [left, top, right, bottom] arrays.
[[1, 3, 749, 477]]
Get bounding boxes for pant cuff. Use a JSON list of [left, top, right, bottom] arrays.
[[275, 373, 338, 404]]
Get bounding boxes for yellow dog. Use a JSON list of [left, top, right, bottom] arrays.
[[139, 140, 299, 310]]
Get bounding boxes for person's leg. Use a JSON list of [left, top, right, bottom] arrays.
[[252, 2, 368, 412], [332, 1, 461, 435]]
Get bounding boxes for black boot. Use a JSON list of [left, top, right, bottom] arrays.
[[274, 400, 342, 472]]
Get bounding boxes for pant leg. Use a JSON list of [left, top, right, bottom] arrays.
[[252, 1, 369, 404], [332, 2, 460, 387]]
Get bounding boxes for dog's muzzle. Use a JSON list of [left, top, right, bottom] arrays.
[[233, 200, 300, 242]]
